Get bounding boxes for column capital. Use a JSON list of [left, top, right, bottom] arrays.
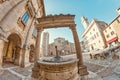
[[37, 27, 44, 32], [69, 24, 76, 31], [23, 44, 30, 50], [70, 24, 76, 27], [0, 33, 8, 42], [34, 22, 44, 31], [70, 26, 76, 31]]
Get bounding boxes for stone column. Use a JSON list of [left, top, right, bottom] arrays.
[[0, 35, 8, 67], [21, 44, 31, 67], [34, 28, 43, 64], [14, 46, 22, 66], [0, 39, 4, 67], [6, 40, 13, 62], [70, 25, 88, 76], [32, 27, 43, 79]]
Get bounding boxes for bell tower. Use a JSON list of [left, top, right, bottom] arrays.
[[81, 16, 89, 29], [117, 8, 120, 15]]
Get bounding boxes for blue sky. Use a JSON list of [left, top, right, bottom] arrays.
[[43, 0, 120, 43]]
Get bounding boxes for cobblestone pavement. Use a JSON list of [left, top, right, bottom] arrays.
[[1, 50, 120, 80], [83, 49, 120, 80], [0, 63, 33, 80]]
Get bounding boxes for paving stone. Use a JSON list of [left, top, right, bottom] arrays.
[[12, 65, 33, 77], [2, 62, 18, 68], [1, 51, 120, 80], [97, 67, 114, 78], [85, 62, 105, 73], [0, 70, 22, 80], [103, 75, 120, 80], [113, 66, 120, 74]]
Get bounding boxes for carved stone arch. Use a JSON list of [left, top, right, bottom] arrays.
[[3, 32, 22, 66], [6, 31, 24, 47]]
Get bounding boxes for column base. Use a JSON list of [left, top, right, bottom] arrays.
[[0, 59, 2, 68], [31, 77, 39, 80], [21, 62, 31, 67], [78, 65, 89, 76], [79, 75, 89, 80], [31, 67, 40, 79], [0, 64, 2, 69]]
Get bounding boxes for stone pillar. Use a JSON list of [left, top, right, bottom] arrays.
[[0, 34, 8, 67], [21, 44, 31, 67], [0, 39, 4, 67], [14, 46, 22, 66], [70, 25, 88, 76], [34, 28, 43, 64], [31, 27, 43, 79], [6, 40, 13, 62]]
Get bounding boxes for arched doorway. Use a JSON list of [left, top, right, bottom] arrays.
[[29, 45, 34, 62], [3, 33, 21, 65]]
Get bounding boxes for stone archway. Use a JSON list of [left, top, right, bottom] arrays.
[[3, 33, 22, 65], [29, 45, 35, 62]]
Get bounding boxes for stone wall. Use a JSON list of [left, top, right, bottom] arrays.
[[0, 0, 39, 67], [0, 40, 4, 66], [111, 16, 120, 42]]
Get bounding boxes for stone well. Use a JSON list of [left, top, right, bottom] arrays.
[[31, 58, 78, 80]]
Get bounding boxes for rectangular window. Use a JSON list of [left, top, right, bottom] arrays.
[[99, 40, 101, 43], [33, 28, 37, 36], [94, 34, 96, 38], [58, 40, 61, 43], [22, 12, 29, 24], [117, 18, 120, 23], [90, 32, 91, 34], [96, 32, 99, 36], [111, 31, 114, 35], [106, 34, 109, 38], [109, 27, 111, 29], [105, 30, 107, 33], [92, 36, 94, 40]]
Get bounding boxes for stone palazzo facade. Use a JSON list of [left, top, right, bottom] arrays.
[[103, 8, 120, 47], [81, 17, 107, 51], [81, 8, 120, 51], [48, 37, 76, 56], [0, 0, 42, 67]]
